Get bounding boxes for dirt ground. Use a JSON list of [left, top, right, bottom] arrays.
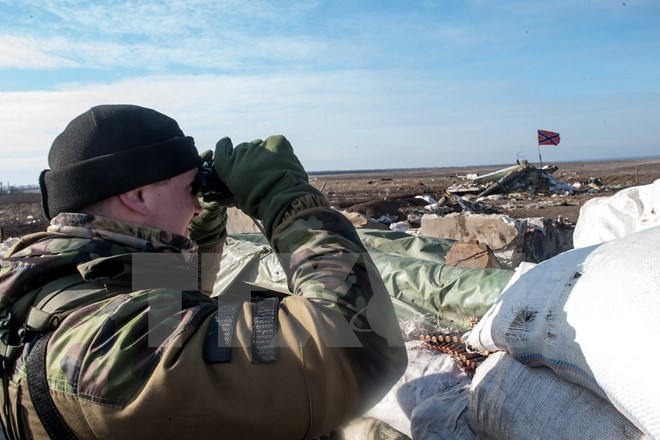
[[2, 158, 660, 242], [312, 158, 660, 227]]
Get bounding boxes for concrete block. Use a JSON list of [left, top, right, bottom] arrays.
[[445, 241, 503, 269], [422, 213, 574, 269], [421, 213, 519, 249]]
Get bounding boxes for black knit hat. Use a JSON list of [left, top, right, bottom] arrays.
[[39, 104, 202, 219]]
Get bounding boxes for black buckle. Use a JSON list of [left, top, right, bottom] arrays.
[[0, 311, 11, 330], [0, 311, 12, 344], [0, 312, 12, 374]]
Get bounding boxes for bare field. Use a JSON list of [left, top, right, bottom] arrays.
[[312, 158, 660, 225], [2, 158, 660, 241], [0, 192, 48, 240]]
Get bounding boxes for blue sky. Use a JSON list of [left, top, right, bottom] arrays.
[[1, 0, 659, 185]]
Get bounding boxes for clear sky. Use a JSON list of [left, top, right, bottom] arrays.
[[1, 0, 659, 185]]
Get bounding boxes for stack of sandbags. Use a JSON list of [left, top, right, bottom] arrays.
[[466, 225, 660, 438]]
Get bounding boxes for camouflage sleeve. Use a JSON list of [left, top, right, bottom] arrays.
[[271, 194, 407, 413]]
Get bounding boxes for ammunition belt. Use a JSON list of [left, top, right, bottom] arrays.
[[418, 316, 490, 378]]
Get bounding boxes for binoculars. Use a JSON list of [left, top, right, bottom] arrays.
[[194, 159, 233, 203]]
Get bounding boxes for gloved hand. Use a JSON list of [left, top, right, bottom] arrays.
[[189, 198, 227, 248], [189, 149, 228, 248], [213, 135, 324, 237]]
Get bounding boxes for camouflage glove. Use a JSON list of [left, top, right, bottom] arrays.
[[189, 198, 227, 249], [213, 135, 324, 237], [189, 150, 227, 248]]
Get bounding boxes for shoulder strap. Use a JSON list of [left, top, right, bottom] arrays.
[[22, 275, 127, 336], [27, 333, 77, 440], [1, 275, 127, 439]]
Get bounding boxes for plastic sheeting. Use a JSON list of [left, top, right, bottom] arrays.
[[214, 230, 513, 331]]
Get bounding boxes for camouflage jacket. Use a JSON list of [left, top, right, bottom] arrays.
[[0, 199, 406, 439]]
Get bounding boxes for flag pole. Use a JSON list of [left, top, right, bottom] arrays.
[[538, 145, 543, 167]]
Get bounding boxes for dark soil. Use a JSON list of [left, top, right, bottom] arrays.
[[0, 192, 49, 240], [312, 158, 660, 226]]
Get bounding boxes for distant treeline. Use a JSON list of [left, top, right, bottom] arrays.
[[0, 183, 40, 194]]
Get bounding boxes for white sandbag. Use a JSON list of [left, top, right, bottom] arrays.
[[469, 352, 649, 440], [573, 178, 660, 247], [466, 225, 660, 438], [366, 342, 475, 439]]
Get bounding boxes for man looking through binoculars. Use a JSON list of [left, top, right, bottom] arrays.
[[0, 104, 406, 439]]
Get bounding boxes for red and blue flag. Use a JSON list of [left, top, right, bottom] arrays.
[[538, 130, 560, 146]]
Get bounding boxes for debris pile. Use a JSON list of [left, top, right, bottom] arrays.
[[449, 161, 573, 197], [338, 163, 578, 268], [343, 162, 579, 231]]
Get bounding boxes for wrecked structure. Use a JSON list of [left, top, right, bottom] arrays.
[[457, 160, 573, 198], [340, 162, 577, 269]]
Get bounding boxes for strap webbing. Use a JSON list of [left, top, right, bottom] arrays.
[[1, 357, 19, 440], [251, 297, 278, 363], [203, 301, 241, 363], [26, 334, 78, 440]]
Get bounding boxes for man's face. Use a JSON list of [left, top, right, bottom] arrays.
[[144, 168, 202, 236]]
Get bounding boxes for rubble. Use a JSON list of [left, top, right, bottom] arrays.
[[328, 162, 588, 268], [450, 161, 573, 197], [421, 213, 573, 269]]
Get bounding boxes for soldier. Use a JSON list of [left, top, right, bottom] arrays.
[[0, 105, 406, 439]]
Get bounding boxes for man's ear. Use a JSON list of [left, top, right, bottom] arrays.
[[118, 188, 150, 216]]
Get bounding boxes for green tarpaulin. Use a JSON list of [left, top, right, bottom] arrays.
[[213, 230, 513, 331]]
